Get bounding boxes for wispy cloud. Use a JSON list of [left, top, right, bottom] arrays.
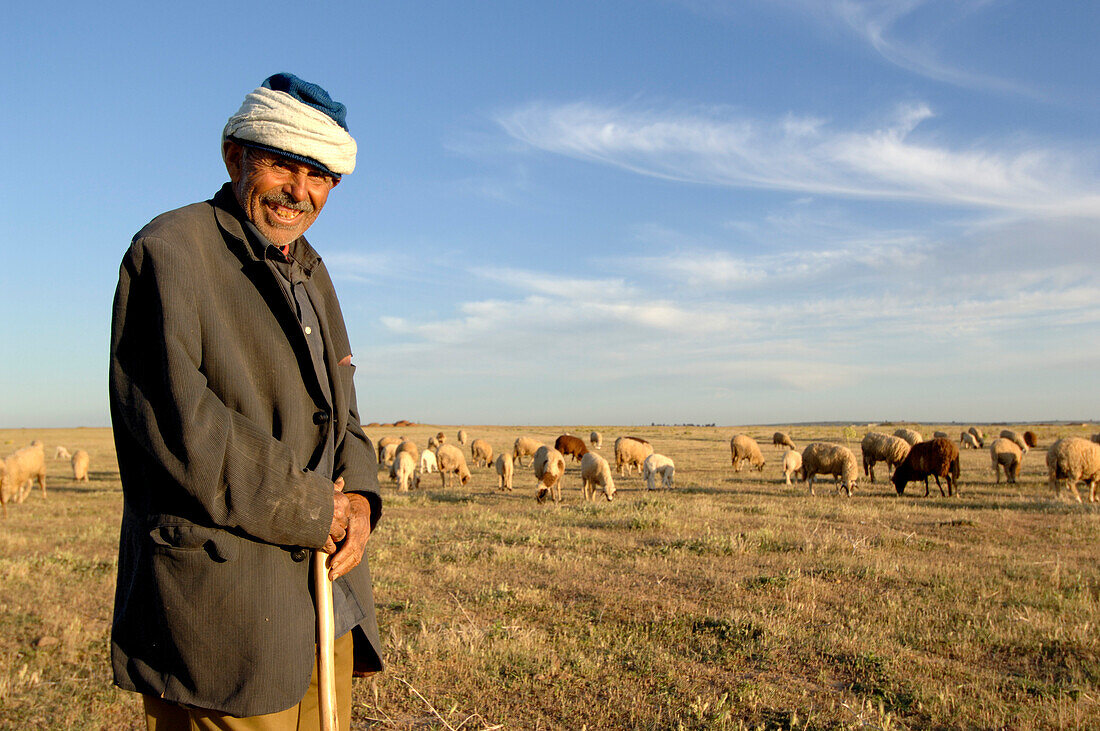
[[497, 101, 1100, 216]]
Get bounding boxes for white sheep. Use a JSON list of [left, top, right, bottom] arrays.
[[513, 436, 542, 467], [1046, 437, 1100, 503], [393, 451, 416, 492], [419, 449, 438, 474], [960, 431, 980, 450], [989, 437, 1022, 484], [1, 443, 47, 516], [967, 426, 985, 447], [893, 428, 923, 447], [999, 429, 1029, 454], [782, 449, 803, 485], [801, 442, 859, 496], [614, 437, 653, 477], [729, 434, 765, 472], [71, 449, 90, 483], [495, 453, 514, 492], [380, 442, 399, 467], [457, 429, 468, 446], [590, 431, 603, 450], [376, 435, 404, 462], [470, 438, 493, 468], [580, 452, 616, 501], [436, 444, 471, 488], [534, 446, 566, 503], [860, 432, 910, 483], [54, 446, 72, 460], [642, 453, 675, 491]]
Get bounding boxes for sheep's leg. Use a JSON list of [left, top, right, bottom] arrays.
[[934, 476, 946, 497], [808, 475, 816, 496], [1067, 478, 1083, 503]]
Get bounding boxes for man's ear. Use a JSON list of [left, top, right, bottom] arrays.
[[223, 139, 243, 182], [330, 175, 341, 189]]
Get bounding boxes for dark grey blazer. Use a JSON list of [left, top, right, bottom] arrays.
[[109, 184, 382, 717]]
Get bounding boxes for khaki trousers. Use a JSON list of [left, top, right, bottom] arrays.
[[143, 631, 353, 731]]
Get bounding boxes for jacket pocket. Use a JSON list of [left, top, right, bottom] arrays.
[[149, 519, 240, 562]]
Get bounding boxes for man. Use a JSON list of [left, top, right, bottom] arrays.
[[109, 73, 382, 729]]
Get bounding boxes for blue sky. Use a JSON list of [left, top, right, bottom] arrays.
[[3, 0, 1098, 427]]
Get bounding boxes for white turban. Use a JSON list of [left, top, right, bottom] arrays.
[[223, 86, 357, 176]]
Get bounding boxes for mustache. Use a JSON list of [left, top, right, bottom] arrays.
[[262, 191, 315, 214]]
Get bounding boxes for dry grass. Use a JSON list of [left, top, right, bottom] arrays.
[[2, 423, 1098, 730]]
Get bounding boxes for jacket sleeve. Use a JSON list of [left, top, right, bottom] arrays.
[[110, 235, 334, 549], [334, 376, 382, 531]]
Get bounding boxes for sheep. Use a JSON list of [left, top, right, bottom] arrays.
[[376, 436, 403, 462], [860, 432, 910, 483], [933, 431, 949, 439], [534, 446, 566, 503], [380, 442, 399, 467], [729, 434, 765, 472], [435, 431, 448, 446], [0, 463, 12, 518], [1046, 437, 1100, 503], [893, 428, 923, 447], [419, 449, 438, 474], [513, 436, 543, 467], [642, 453, 674, 491], [772, 431, 796, 450], [892, 438, 960, 497], [989, 437, 1023, 484], [581, 452, 616, 501], [427, 434, 441, 450], [71, 449, 90, 482], [0, 442, 47, 515], [54, 446, 71, 460], [457, 429, 468, 446], [1000, 429, 1029, 454], [614, 437, 654, 477], [1023, 431, 1039, 449], [800, 443, 858, 496], [436, 444, 471, 488], [960, 431, 980, 449], [1092, 434, 1100, 446], [590, 431, 603, 450], [389, 441, 420, 480], [781, 449, 803, 485], [495, 453, 514, 492], [393, 451, 416, 492], [554, 434, 589, 463], [967, 426, 985, 448], [470, 438, 493, 468]]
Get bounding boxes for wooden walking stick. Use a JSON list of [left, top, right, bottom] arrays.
[[313, 477, 344, 731]]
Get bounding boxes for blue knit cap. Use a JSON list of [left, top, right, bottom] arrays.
[[261, 73, 350, 131]]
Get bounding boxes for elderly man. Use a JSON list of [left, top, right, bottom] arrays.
[[109, 73, 382, 729]]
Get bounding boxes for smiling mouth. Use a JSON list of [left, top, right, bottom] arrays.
[[267, 202, 304, 223]]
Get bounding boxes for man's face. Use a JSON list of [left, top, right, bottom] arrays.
[[224, 141, 340, 246]]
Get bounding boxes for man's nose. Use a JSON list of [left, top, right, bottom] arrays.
[[285, 170, 310, 200]]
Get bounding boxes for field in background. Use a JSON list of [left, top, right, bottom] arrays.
[[1, 423, 1098, 730]]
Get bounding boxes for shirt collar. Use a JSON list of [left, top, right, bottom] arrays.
[[212, 183, 323, 275]]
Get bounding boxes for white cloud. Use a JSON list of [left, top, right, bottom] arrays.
[[497, 101, 1100, 216]]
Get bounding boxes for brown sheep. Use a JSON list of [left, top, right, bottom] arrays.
[[1023, 431, 1038, 449], [772, 431, 796, 450], [554, 434, 589, 462], [470, 438, 493, 468], [892, 438, 960, 497], [730, 434, 765, 472]]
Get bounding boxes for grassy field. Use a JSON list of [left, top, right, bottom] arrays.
[[1, 423, 1098, 730]]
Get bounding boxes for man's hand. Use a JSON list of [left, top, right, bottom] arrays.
[[321, 476, 373, 580]]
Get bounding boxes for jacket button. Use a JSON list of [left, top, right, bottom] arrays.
[[291, 549, 307, 562], [313, 411, 331, 425]]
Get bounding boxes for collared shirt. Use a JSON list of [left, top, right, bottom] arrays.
[[243, 221, 365, 639]]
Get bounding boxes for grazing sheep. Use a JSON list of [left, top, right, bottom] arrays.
[[380, 442, 399, 467], [495, 453, 514, 492], [534, 446, 566, 503], [892, 438, 960, 497], [457, 429, 468, 446], [782, 449, 803, 485], [1046, 437, 1100, 503], [860, 432, 910, 483], [590, 431, 603, 450], [729, 434, 765, 472], [960, 431, 980, 449], [390, 441, 420, 480], [470, 438, 493, 468], [1023, 431, 1039, 449], [933, 431, 949, 439], [772, 431, 796, 450], [614, 437, 654, 477], [436, 444, 471, 488], [513, 436, 543, 467], [377, 436, 403, 462], [893, 428, 923, 447], [989, 438, 1023, 484], [1000, 429, 1029, 454], [0, 441, 46, 510], [581, 452, 616, 501], [1092, 434, 1100, 445], [71, 449, 90, 482], [0, 463, 12, 518], [801, 443, 858, 496], [642, 453, 675, 491], [54, 446, 72, 460], [968, 426, 985, 447], [554, 434, 589, 463], [393, 451, 416, 492], [427, 434, 441, 450], [419, 449, 438, 474]]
